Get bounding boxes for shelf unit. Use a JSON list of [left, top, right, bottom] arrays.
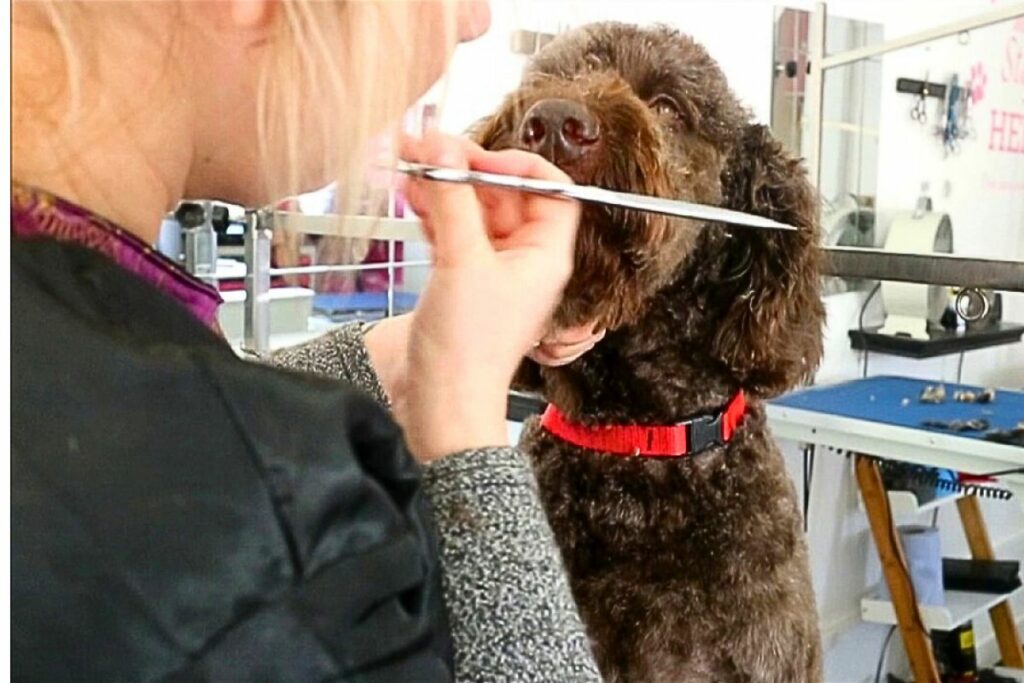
[[862, 585, 1024, 631], [856, 458, 1024, 682], [857, 489, 964, 518]]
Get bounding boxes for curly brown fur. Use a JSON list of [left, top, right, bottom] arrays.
[[474, 23, 825, 683]]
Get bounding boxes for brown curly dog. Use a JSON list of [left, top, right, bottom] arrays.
[[474, 22, 825, 683]]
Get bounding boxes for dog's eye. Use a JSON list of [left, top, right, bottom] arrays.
[[648, 95, 682, 120]]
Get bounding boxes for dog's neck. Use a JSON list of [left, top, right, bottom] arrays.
[[540, 287, 741, 426]]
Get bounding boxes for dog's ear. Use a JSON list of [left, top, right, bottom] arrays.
[[710, 124, 824, 397]]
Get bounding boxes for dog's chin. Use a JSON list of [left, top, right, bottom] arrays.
[[550, 223, 696, 333]]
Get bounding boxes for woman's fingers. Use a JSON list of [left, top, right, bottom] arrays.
[[528, 336, 602, 367], [528, 324, 606, 367], [392, 132, 591, 461], [402, 132, 491, 266], [401, 134, 578, 252]]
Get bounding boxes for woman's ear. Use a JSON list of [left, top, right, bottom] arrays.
[[710, 124, 825, 397]]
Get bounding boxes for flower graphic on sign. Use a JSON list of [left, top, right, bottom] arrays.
[[969, 62, 987, 103]]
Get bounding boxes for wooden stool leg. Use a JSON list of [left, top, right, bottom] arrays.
[[855, 456, 941, 683], [956, 495, 1024, 668]]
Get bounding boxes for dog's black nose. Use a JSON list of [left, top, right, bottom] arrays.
[[519, 99, 600, 163]]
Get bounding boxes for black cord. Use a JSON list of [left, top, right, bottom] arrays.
[[974, 466, 1024, 477], [873, 625, 898, 683], [956, 351, 965, 384], [860, 282, 882, 378], [930, 508, 939, 528]]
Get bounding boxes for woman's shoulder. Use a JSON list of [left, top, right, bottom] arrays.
[[12, 238, 453, 682]]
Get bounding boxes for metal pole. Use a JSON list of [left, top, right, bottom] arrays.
[[805, 2, 827, 190], [182, 200, 218, 287], [386, 239, 396, 318], [243, 209, 273, 355], [821, 3, 1024, 70], [823, 247, 1024, 292]]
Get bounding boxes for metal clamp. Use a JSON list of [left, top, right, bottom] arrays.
[[954, 288, 991, 322]]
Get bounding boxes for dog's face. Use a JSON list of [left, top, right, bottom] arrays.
[[476, 23, 824, 397], [474, 23, 748, 332]]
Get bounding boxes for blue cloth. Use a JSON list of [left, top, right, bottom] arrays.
[[771, 376, 1024, 442]]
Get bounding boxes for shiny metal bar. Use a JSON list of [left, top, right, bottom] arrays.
[[386, 239, 397, 318], [268, 260, 430, 277], [209, 260, 431, 280], [823, 248, 1024, 292], [820, 3, 1024, 70], [805, 2, 827, 189], [274, 212, 423, 241], [182, 200, 218, 286], [242, 209, 273, 354]]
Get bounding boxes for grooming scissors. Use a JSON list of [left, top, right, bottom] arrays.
[[395, 162, 797, 232]]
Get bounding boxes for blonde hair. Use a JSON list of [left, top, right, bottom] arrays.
[[14, 0, 457, 209], [262, 1, 457, 206]]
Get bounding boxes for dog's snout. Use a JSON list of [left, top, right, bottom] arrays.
[[518, 99, 600, 164]]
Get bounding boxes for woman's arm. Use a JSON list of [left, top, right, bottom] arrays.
[[272, 325, 601, 682], [271, 322, 388, 406]]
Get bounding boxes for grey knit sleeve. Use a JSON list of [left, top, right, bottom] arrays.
[[270, 322, 388, 406], [422, 447, 601, 683], [271, 324, 602, 682]]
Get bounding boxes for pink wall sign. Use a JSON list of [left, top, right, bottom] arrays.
[[984, 25, 1024, 155]]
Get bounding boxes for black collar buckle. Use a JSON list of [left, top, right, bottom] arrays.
[[687, 411, 725, 455]]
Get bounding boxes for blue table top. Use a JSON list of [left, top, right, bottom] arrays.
[[313, 292, 419, 313], [771, 376, 1024, 442]]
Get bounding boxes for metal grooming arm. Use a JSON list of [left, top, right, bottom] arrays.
[[243, 209, 273, 354], [823, 248, 1024, 293]]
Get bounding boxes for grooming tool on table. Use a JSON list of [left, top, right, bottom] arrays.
[[395, 162, 798, 232], [920, 383, 947, 404]]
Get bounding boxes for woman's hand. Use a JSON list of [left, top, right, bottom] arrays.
[[392, 132, 580, 462]]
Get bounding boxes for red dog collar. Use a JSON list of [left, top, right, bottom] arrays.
[[540, 391, 747, 457]]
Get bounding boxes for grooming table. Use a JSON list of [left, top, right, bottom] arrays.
[[767, 376, 1024, 479], [767, 376, 1024, 682]]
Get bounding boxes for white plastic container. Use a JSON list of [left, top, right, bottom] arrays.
[[217, 287, 314, 342]]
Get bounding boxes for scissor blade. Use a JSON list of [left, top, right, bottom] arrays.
[[395, 162, 797, 232]]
